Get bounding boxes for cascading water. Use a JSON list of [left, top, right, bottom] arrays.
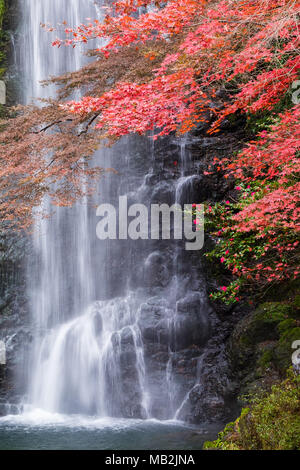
[[23, 0, 102, 415], [19, 0, 215, 422]]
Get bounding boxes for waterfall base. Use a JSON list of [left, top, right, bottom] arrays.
[[28, 291, 212, 421], [0, 410, 222, 450]]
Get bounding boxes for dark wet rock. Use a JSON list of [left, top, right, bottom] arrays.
[[138, 299, 172, 344], [143, 251, 171, 288], [174, 293, 211, 349], [150, 180, 175, 205], [176, 175, 209, 205]]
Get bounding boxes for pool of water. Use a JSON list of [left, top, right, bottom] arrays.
[[0, 410, 220, 450]]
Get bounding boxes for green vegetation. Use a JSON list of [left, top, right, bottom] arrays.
[[204, 371, 300, 450], [204, 294, 300, 450], [229, 299, 300, 380], [0, 1, 5, 28]]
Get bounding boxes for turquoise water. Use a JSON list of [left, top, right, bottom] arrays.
[[0, 411, 220, 450]]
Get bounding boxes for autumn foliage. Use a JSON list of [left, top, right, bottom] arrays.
[[60, 0, 299, 136], [1, 0, 299, 300]]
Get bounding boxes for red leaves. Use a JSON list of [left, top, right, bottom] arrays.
[[53, 0, 203, 51], [227, 106, 300, 183], [233, 183, 300, 234], [2, 0, 300, 239], [65, 70, 202, 136], [58, 0, 299, 139]]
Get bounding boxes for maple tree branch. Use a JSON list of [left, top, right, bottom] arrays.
[[78, 113, 101, 136], [31, 118, 74, 134]]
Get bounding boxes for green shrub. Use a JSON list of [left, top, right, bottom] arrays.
[[204, 371, 300, 450]]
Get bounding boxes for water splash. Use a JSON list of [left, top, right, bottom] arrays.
[[30, 296, 150, 417]]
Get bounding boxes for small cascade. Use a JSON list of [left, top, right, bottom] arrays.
[[8, 32, 17, 72], [174, 354, 205, 420], [179, 136, 189, 176]]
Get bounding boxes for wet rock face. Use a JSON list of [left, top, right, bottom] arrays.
[[92, 129, 243, 424], [143, 252, 171, 288], [176, 175, 209, 206], [0, 0, 30, 412], [175, 293, 210, 349], [117, 327, 146, 419], [138, 299, 172, 344], [0, 285, 30, 411]]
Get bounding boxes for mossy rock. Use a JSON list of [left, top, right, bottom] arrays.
[[203, 440, 240, 450], [229, 302, 292, 369], [241, 302, 291, 344], [273, 327, 300, 371], [280, 327, 300, 344], [250, 303, 292, 338], [204, 372, 300, 450], [244, 373, 300, 450], [0, 0, 5, 28], [277, 319, 298, 334], [293, 294, 300, 311], [228, 300, 299, 398], [257, 343, 276, 370]]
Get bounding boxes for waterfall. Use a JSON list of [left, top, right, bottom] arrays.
[[21, 0, 213, 421], [23, 0, 101, 414]]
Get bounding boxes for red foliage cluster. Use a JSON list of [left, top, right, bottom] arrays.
[[206, 106, 299, 300], [228, 106, 300, 233], [230, 108, 300, 289], [227, 107, 300, 184], [1, 0, 299, 296], [60, 0, 299, 137], [234, 184, 300, 233], [52, 0, 203, 51], [65, 70, 204, 136]]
